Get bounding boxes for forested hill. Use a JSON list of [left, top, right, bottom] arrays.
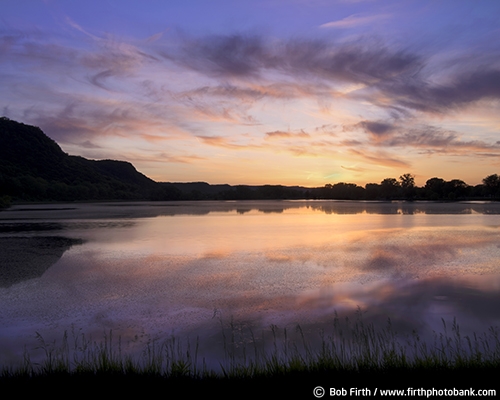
[[0, 117, 498, 206], [0, 117, 311, 203], [0, 117, 158, 202]]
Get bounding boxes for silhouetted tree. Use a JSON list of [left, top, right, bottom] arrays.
[[482, 174, 500, 198], [380, 178, 400, 199], [399, 173, 416, 200], [365, 183, 381, 200], [444, 179, 470, 199], [471, 184, 485, 198], [425, 177, 446, 199]]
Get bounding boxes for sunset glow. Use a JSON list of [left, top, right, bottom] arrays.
[[2, 1, 500, 187]]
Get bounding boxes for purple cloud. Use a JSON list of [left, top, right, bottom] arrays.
[[348, 121, 500, 154], [357, 120, 396, 138], [379, 69, 500, 112], [165, 34, 421, 85], [164, 32, 500, 118]]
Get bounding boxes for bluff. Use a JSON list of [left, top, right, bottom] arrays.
[[0, 117, 314, 203], [0, 117, 157, 202]]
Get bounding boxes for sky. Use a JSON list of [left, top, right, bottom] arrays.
[[1, 0, 500, 187]]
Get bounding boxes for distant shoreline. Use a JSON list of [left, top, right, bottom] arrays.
[[3, 118, 500, 205]]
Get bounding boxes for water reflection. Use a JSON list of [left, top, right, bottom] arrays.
[[0, 200, 499, 367], [293, 275, 500, 332], [2, 200, 500, 220], [0, 236, 82, 287], [0, 222, 64, 233]]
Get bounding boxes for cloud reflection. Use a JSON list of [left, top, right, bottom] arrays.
[[1, 201, 500, 367]]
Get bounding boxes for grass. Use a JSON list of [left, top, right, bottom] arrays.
[[2, 311, 500, 396]]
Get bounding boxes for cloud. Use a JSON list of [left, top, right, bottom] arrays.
[[64, 16, 99, 40], [3, 19, 500, 183], [23, 97, 188, 147], [166, 34, 422, 86], [381, 125, 500, 155], [265, 130, 310, 139], [344, 120, 500, 155], [29, 114, 98, 142], [166, 33, 500, 118], [0, 32, 79, 71], [145, 31, 166, 44], [184, 85, 266, 101], [196, 131, 341, 159], [357, 120, 396, 138], [129, 152, 206, 164], [348, 148, 411, 168], [173, 85, 266, 125], [197, 135, 259, 150], [165, 154, 206, 164], [320, 13, 390, 29], [80, 40, 159, 90], [89, 70, 116, 90], [8, 26, 496, 143], [341, 165, 366, 172], [384, 127, 458, 148], [0, 27, 158, 93], [79, 140, 101, 149], [181, 82, 335, 102], [379, 69, 500, 113], [279, 39, 420, 86], [167, 34, 273, 78]]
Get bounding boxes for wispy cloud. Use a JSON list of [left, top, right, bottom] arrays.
[[348, 148, 411, 168], [390, 128, 500, 155], [64, 16, 99, 40], [164, 32, 500, 120], [165, 34, 421, 86], [352, 121, 500, 155], [320, 13, 390, 29], [380, 69, 500, 113], [265, 130, 310, 139], [197, 135, 260, 150], [341, 165, 367, 172]]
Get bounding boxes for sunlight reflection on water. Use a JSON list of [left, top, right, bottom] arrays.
[[1, 200, 500, 366]]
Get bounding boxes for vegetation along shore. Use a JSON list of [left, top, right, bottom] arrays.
[[1, 315, 499, 396]]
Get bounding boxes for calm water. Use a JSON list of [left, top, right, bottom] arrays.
[[1, 200, 500, 366]]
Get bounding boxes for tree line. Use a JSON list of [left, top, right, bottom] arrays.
[[317, 173, 500, 201], [152, 173, 500, 202]]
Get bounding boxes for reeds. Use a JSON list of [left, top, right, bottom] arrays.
[[2, 312, 500, 381]]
